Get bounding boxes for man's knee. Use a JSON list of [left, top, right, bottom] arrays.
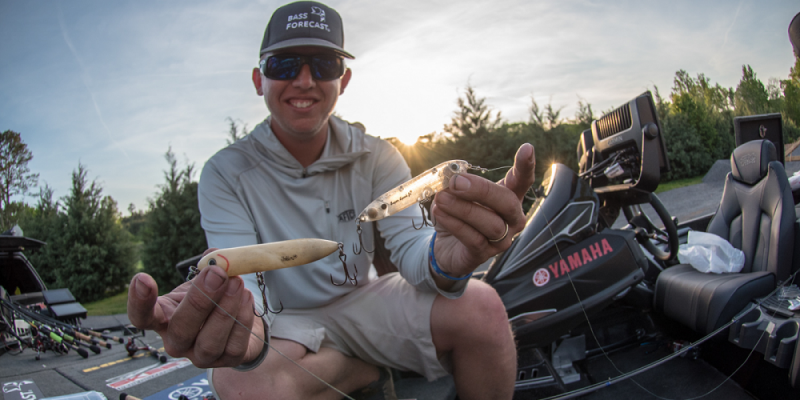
[[447, 280, 507, 323], [433, 280, 511, 347], [211, 360, 302, 398]]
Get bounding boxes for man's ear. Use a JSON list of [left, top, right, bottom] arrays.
[[339, 68, 352, 95], [252, 67, 264, 96]]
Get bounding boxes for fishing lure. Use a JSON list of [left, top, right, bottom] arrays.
[[353, 160, 495, 254], [191, 239, 341, 277], [187, 238, 358, 314]]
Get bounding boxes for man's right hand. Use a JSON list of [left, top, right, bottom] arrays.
[[126, 265, 264, 368]]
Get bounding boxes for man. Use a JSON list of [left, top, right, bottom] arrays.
[[127, 2, 535, 399]]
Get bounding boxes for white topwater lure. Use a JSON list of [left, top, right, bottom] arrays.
[[187, 238, 358, 314]]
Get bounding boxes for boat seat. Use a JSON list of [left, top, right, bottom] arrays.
[[654, 140, 795, 335]]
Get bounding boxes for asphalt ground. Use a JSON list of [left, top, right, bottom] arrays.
[[613, 158, 800, 228], [1, 312, 207, 400]]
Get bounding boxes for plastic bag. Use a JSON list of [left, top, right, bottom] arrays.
[[678, 231, 745, 274]]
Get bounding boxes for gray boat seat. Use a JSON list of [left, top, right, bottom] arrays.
[[654, 140, 795, 334]]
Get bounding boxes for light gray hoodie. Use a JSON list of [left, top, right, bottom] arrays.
[[198, 116, 465, 314]]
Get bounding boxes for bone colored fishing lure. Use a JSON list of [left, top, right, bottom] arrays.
[[196, 239, 341, 276], [358, 160, 471, 223]]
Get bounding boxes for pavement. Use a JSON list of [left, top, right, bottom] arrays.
[[1, 313, 207, 400], [613, 158, 800, 228]]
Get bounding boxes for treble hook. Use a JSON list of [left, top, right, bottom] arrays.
[[254, 271, 283, 315], [331, 243, 358, 286], [352, 220, 374, 255], [189, 263, 283, 316], [412, 201, 435, 230]]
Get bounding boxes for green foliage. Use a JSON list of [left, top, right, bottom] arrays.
[[782, 58, 800, 142], [17, 186, 61, 286], [141, 147, 207, 293], [391, 60, 798, 191], [0, 130, 39, 230], [734, 65, 771, 117], [389, 86, 588, 209], [225, 117, 249, 146], [19, 166, 136, 302]]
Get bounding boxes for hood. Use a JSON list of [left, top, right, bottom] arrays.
[[249, 115, 371, 179]]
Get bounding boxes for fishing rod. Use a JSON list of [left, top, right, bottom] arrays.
[[31, 323, 87, 358], [54, 326, 103, 355], [82, 326, 125, 344], [28, 321, 100, 358], [0, 296, 121, 347], [124, 332, 167, 363], [1, 297, 109, 359], [72, 328, 112, 349]]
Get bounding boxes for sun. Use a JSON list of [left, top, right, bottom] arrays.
[[396, 134, 420, 146]]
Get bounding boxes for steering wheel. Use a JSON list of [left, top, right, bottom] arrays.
[[622, 192, 679, 262]]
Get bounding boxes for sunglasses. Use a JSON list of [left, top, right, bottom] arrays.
[[259, 54, 345, 81]]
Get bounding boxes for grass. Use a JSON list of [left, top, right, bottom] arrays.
[[84, 287, 129, 316], [83, 260, 142, 316], [655, 175, 704, 193]]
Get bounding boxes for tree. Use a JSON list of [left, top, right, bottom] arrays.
[[574, 99, 594, 126], [529, 96, 545, 127], [20, 165, 136, 302], [444, 85, 502, 139], [225, 117, 248, 146], [669, 70, 735, 163], [734, 65, 770, 117], [0, 130, 39, 229], [141, 147, 207, 292], [57, 164, 136, 301], [782, 58, 800, 142], [18, 185, 62, 286]]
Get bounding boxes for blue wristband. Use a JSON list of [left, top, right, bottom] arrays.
[[429, 232, 472, 281]]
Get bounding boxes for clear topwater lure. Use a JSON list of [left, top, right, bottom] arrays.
[[353, 160, 493, 254]]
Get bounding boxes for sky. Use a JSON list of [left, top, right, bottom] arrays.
[[1, 0, 797, 215]]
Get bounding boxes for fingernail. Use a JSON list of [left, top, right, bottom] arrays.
[[205, 267, 226, 291], [452, 175, 471, 191], [226, 277, 242, 296], [134, 275, 151, 299]]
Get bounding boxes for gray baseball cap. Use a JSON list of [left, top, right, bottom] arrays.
[[260, 1, 355, 59]]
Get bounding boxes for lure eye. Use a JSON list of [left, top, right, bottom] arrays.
[[381, 204, 388, 210], [208, 258, 217, 266], [367, 207, 380, 219], [450, 163, 459, 171]]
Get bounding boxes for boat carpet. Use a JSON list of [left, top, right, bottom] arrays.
[[575, 342, 756, 400]]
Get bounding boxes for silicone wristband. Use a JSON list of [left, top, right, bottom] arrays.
[[429, 232, 473, 281], [232, 316, 269, 372]]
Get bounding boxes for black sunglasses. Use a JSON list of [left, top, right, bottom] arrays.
[[259, 54, 345, 81]]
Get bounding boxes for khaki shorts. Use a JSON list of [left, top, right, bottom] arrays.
[[208, 272, 450, 396], [271, 272, 450, 381]]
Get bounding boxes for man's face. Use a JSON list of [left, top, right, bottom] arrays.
[[253, 47, 351, 142]]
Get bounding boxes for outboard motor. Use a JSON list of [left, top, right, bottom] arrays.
[[483, 163, 648, 346]]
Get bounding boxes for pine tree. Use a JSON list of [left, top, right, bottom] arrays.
[[141, 148, 207, 292]]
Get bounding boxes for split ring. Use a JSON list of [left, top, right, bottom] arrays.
[[488, 222, 509, 243]]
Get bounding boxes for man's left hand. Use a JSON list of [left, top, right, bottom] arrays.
[[429, 143, 536, 285]]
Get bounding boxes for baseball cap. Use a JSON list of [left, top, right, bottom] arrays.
[[260, 1, 355, 59]]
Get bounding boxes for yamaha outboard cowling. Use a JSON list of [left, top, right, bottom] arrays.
[[484, 164, 648, 347]]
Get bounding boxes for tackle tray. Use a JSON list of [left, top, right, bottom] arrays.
[[728, 286, 800, 376]]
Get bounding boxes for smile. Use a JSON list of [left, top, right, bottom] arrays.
[[290, 99, 314, 108]]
